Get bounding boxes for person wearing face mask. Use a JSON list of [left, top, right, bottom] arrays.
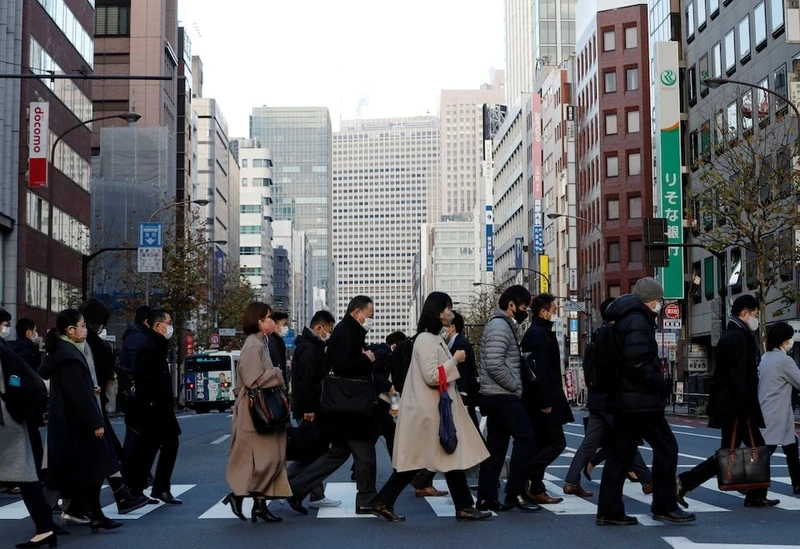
[[597, 277, 695, 526], [125, 309, 182, 506], [39, 309, 122, 535], [521, 293, 573, 506], [476, 285, 541, 513], [445, 312, 479, 429], [286, 310, 342, 509], [269, 312, 290, 377], [757, 322, 800, 493], [676, 294, 778, 509], [287, 295, 380, 515], [0, 309, 11, 340]]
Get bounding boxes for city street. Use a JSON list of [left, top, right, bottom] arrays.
[[3, 411, 800, 548]]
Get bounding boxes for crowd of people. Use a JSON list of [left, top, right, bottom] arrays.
[[2, 276, 800, 544]]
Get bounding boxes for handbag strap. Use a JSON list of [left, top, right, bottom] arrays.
[[745, 418, 757, 449], [728, 418, 738, 451], [437, 365, 447, 394]]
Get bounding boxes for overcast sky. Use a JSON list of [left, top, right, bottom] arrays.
[[178, 0, 506, 136]]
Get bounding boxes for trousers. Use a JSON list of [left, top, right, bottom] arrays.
[[767, 440, 800, 488], [127, 432, 179, 496], [377, 469, 474, 510]]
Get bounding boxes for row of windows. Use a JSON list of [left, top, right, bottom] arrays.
[[26, 192, 49, 235], [240, 205, 262, 213], [603, 69, 641, 94], [607, 196, 644, 220], [25, 269, 79, 313], [38, 0, 94, 66], [241, 159, 273, 168], [241, 178, 272, 187], [604, 110, 641, 136], [240, 247, 262, 256], [686, 0, 783, 50], [51, 131, 91, 192], [605, 151, 643, 177], [606, 240, 644, 264], [52, 207, 90, 254], [602, 26, 639, 52], [29, 38, 93, 122], [95, 3, 130, 36]]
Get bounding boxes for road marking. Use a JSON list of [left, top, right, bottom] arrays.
[[669, 424, 696, 429], [541, 474, 597, 515], [0, 500, 31, 519], [632, 513, 663, 526], [699, 480, 800, 510], [199, 496, 270, 519], [664, 536, 800, 548], [316, 482, 376, 519], [210, 434, 231, 445], [103, 485, 195, 520], [622, 482, 728, 514], [564, 429, 707, 461]]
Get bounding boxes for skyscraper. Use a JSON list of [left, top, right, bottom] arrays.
[[506, 0, 536, 102], [332, 117, 439, 340], [249, 107, 332, 307]]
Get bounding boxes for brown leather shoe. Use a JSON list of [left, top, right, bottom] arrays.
[[415, 486, 449, 498], [641, 483, 653, 495], [525, 491, 564, 505], [564, 483, 594, 498]]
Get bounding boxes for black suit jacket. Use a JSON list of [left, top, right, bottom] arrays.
[[291, 327, 327, 416], [521, 317, 574, 426], [269, 332, 288, 376], [126, 329, 180, 437], [450, 333, 479, 406]]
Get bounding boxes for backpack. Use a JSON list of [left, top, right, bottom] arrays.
[[0, 341, 48, 425], [582, 322, 623, 394], [388, 335, 418, 393]]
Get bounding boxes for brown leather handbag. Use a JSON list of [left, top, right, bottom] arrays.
[[716, 418, 771, 492]]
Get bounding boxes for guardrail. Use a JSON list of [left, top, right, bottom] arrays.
[[667, 392, 710, 416]]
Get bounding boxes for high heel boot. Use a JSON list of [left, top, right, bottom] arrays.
[[251, 499, 282, 523], [222, 492, 246, 521]]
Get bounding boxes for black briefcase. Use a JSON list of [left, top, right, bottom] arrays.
[[716, 418, 771, 492]]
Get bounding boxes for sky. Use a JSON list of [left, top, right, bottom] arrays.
[[178, 0, 507, 136]]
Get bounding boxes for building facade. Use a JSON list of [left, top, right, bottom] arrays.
[[249, 106, 332, 307], [426, 220, 479, 307], [506, 0, 536, 102], [332, 116, 439, 340]]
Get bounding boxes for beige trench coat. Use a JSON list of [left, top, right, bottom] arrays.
[[393, 332, 489, 473], [226, 334, 292, 497]]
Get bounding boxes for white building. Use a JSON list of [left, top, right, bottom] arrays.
[[333, 116, 439, 341], [506, 0, 536, 102], [271, 220, 312, 329], [233, 138, 274, 303], [426, 221, 479, 308]]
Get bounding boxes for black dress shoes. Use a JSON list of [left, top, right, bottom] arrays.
[[455, 507, 492, 521], [653, 509, 696, 523], [476, 498, 513, 512], [504, 495, 542, 513], [117, 493, 150, 514], [355, 506, 375, 515], [370, 502, 406, 522], [153, 492, 182, 505], [596, 515, 639, 526], [744, 497, 780, 507], [287, 496, 308, 515]]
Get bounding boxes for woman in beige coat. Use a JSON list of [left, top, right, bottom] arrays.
[[371, 292, 491, 522], [223, 302, 292, 523]]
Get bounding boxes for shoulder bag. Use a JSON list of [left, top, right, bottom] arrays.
[[320, 369, 376, 417], [716, 418, 771, 491], [247, 338, 291, 433]]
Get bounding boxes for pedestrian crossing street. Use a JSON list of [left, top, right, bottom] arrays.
[[3, 473, 800, 524]]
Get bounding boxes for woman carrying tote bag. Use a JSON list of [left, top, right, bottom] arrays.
[[371, 292, 491, 522], [223, 302, 291, 523]]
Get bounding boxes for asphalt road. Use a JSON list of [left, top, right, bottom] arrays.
[[3, 411, 800, 549]]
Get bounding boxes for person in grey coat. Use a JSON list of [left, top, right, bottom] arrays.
[[476, 285, 540, 513], [758, 322, 800, 492]]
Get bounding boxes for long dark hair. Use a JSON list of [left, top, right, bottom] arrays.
[[44, 309, 83, 355], [416, 292, 453, 335]]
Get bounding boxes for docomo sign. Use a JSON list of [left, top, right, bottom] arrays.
[[664, 303, 681, 319], [28, 102, 49, 188]]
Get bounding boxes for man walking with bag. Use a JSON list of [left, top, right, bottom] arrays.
[[676, 294, 778, 508]]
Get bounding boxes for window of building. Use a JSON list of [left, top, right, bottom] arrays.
[[687, 2, 696, 41], [754, 2, 767, 47], [607, 198, 620, 220], [605, 113, 618, 135], [608, 242, 621, 263], [726, 102, 738, 137], [756, 77, 770, 122], [775, 64, 788, 112], [701, 119, 712, 156], [241, 225, 261, 234], [241, 159, 248, 168], [630, 240, 643, 263], [712, 42, 722, 77], [604, 71, 617, 93], [628, 152, 642, 175], [742, 90, 754, 133], [626, 67, 639, 91], [772, 0, 785, 35], [739, 15, 751, 62], [603, 30, 615, 51], [608, 285, 622, 298], [606, 155, 619, 177], [241, 246, 261, 255], [709, 0, 719, 16], [724, 29, 736, 73], [699, 55, 709, 95], [627, 110, 640, 133], [629, 196, 642, 218], [242, 178, 248, 186], [697, 0, 707, 28], [240, 204, 261, 213], [688, 65, 698, 105], [625, 26, 637, 48], [95, 2, 131, 36]]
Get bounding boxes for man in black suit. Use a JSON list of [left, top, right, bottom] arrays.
[[443, 312, 479, 429], [269, 312, 289, 376]]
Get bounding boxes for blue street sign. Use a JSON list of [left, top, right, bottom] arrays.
[[283, 328, 296, 350], [138, 222, 163, 248]]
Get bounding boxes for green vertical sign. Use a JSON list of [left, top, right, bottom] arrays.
[[656, 42, 684, 299]]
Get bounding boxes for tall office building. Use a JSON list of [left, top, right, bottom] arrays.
[[249, 107, 332, 307], [506, 0, 536, 102], [439, 71, 505, 217], [332, 117, 439, 340]]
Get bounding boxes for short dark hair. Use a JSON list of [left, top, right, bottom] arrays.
[[417, 291, 453, 335], [45, 309, 82, 355], [310, 310, 335, 328], [147, 309, 170, 328], [452, 311, 465, 334], [135, 305, 152, 325], [80, 297, 110, 329], [0, 309, 10, 324], [498, 285, 531, 311], [600, 297, 616, 321], [16, 318, 36, 339], [732, 295, 759, 317], [272, 311, 289, 322], [386, 331, 408, 347], [243, 301, 272, 335], [346, 295, 373, 314], [530, 293, 556, 317], [767, 322, 795, 351]]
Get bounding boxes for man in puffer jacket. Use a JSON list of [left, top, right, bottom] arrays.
[[476, 285, 540, 513]]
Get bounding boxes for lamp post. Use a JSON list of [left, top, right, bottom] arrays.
[[508, 267, 551, 293], [81, 247, 137, 301], [144, 198, 210, 305], [547, 212, 606, 301], [45, 112, 141, 324]]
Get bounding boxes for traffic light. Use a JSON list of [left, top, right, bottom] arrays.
[[644, 218, 669, 268]]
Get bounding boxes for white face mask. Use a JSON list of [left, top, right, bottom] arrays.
[[280, 326, 289, 337], [0, 326, 9, 338], [550, 315, 562, 326], [362, 318, 374, 332], [651, 302, 663, 315], [746, 316, 759, 332], [440, 327, 452, 341], [31, 331, 40, 343], [783, 342, 794, 354], [165, 325, 175, 340], [99, 328, 108, 340], [317, 328, 331, 342]]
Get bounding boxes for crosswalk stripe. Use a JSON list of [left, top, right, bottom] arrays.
[[622, 482, 728, 514], [210, 434, 231, 445], [632, 513, 663, 526], [699, 480, 800, 510], [0, 500, 31, 519], [541, 475, 597, 515], [103, 485, 196, 520], [316, 482, 375, 519], [199, 496, 271, 519]]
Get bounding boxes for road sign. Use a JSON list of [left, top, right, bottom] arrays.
[[137, 247, 163, 273], [664, 319, 682, 330], [664, 303, 681, 319], [563, 300, 586, 314], [209, 334, 220, 349], [185, 335, 194, 356], [656, 332, 677, 347], [218, 328, 236, 337], [138, 222, 163, 248]]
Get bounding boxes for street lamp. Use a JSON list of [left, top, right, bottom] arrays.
[[704, 77, 800, 151], [547, 212, 607, 301], [46, 112, 141, 324], [508, 267, 551, 292]]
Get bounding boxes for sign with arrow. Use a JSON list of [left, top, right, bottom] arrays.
[[138, 222, 163, 273]]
